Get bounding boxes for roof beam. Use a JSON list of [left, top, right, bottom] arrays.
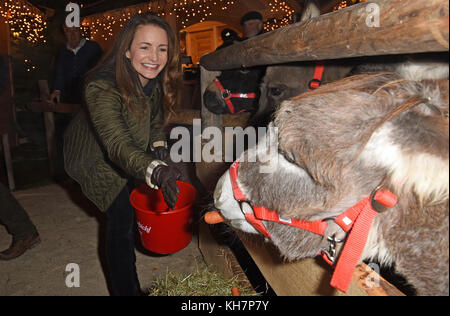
[[200, 0, 449, 71]]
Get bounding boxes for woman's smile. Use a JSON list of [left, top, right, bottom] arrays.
[[126, 24, 168, 86]]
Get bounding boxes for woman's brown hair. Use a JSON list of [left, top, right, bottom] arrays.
[[86, 13, 181, 123]]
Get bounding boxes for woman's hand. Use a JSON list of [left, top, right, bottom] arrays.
[[150, 165, 181, 209]]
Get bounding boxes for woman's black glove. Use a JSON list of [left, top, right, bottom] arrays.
[[150, 165, 181, 209], [153, 146, 170, 162]]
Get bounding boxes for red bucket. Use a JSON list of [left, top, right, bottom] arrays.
[[130, 181, 197, 254]]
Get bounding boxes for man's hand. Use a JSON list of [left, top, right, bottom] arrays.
[[49, 90, 61, 104]]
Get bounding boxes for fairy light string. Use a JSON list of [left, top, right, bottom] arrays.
[[82, 0, 300, 42], [0, 0, 47, 43], [1, 0, 363, 47], [0, 0, 365, 45]]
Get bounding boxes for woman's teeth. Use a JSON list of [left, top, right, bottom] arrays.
[[143, 64, 158, 69]]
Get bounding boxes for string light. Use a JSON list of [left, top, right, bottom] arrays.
[[0, 0, 47, 43], [83, 0, 238, 42], [333, 0, 365, 11], [264, 1, 295, 31]]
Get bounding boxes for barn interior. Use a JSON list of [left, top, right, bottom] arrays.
[[0, 0, 448, 297], [1, 0, 320, 297]]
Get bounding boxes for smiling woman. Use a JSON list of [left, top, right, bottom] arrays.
[[125, 24, 169, 86], [63, 12, 183, 296]]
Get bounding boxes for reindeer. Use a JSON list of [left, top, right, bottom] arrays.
[[202, 66, 265, 115], [212, 73, 449, 295]]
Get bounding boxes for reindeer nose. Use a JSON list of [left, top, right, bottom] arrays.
[[203, 90, 225, 114]]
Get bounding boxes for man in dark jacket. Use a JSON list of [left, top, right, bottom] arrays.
[[49, 25, 102, 180], [0, 57, 40, 260], [49, 25, 103, 104]]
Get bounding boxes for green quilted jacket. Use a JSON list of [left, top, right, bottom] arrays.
[[63, 77, 166, 212]]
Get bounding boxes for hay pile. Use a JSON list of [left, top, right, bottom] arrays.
[[148, 266, 258, 296]]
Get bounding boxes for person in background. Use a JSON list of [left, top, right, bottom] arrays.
[[240, 11, 265, 39], [48, 25, 103, 180], [216, 28, 242, 50], [63, 13, 182, 296], [49, 24, 103, 105], [0, 58, 40, 261], [0, 183, 40, 260]]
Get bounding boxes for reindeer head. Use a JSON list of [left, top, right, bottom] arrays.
[[214, 73, 449, 264], [203, 67, 265, 115]]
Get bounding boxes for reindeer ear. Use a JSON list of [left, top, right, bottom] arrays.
[[362, 79, 449, 206], [300, 0, 321, 22]]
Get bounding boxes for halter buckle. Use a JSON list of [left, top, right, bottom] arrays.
[[308, 78, 321, 90], [323, 234, 344, 263], [222, 90, 230, 99]]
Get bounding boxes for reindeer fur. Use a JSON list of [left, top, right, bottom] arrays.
[[230, 73, 449, 295]]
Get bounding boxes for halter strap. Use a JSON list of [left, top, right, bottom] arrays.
[[213, 78, 257, 114], [308, 61, 325, 91], [228, 158, 397, 293]]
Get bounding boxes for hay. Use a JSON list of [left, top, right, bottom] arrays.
[[148, 266, 258, 296]]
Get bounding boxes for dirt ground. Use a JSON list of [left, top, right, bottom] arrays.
[[0, 180, 207, 296]]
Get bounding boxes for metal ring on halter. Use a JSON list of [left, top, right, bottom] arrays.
[[369, 185, 382, 212], [308, 78, 321, 90], [323, 234, 344, 263], [222, 90, 230, 99]]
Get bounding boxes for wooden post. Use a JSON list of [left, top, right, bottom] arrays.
[[195, 66, 225, 191], [37, 80, 57, 177], [1, 134, 15, 190], [199, 66, 222, 132], [200, 0, 449, 70]]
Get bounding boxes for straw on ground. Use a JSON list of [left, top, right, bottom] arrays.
[[148, 266, 258, 296]]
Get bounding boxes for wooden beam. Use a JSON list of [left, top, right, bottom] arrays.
[[236, 230, 405, 296], [28, 101, 81, 114], [200, 0, 449, 71]]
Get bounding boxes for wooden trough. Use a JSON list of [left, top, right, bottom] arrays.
[[197, 0, 448, 296]]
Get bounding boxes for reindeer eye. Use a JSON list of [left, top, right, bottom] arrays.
[[279, 148, 295, 163], [269, 87, 282, 96]]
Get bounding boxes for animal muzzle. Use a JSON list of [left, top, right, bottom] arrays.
[[203, 89, 229, 114], [210, 171, 261, 234]]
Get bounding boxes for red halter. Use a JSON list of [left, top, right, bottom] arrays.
[[214, 61, 323, 113], [308, 61, 325, 91], [213, 78, 257, 114], [229, 159, 397, 293]]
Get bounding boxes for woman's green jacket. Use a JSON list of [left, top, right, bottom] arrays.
[[63, 78, 166, 212]]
